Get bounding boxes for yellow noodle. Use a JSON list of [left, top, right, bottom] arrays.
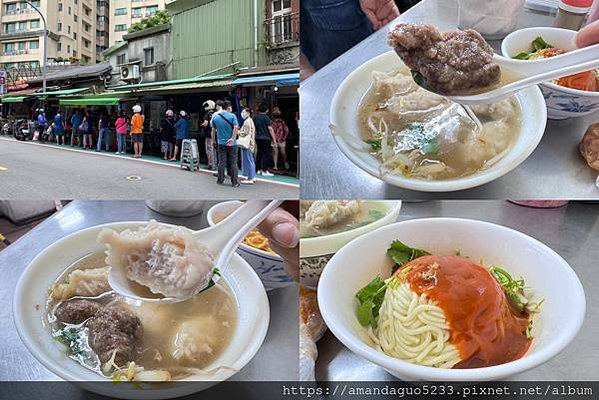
[[368, 282, 461, 368], [243, 230, 277, 255]]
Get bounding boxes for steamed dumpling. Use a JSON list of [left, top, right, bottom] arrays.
[[50, 266, 110, 300], [98, 220, 214, 299], [303, 201, 362, 230]]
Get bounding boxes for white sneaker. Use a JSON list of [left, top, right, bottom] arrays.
[[241, 179, 255, 185], [115, 151, 120, 154], [263, 171, 274, 177], [257, 170, 263, 175]]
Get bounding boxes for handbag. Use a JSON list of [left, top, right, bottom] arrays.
[[78, 120, 89, 133], [236, 134, 251, 149]]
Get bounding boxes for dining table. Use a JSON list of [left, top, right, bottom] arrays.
[[300, 0, 599, 200], [315, 200, 599, 381]]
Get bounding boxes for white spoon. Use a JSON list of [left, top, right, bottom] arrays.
[[108, 200, 283, 303], [424, 44, 599, 105]]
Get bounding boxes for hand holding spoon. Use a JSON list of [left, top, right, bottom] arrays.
[[108, 200, 283, 303]]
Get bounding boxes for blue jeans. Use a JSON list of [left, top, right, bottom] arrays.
[[241, 148, 256, 180], [301, 0, 374, 70], [117, 133, 126, 153], [97, 127, 110, 151]]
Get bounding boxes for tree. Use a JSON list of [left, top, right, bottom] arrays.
[[128, 10, 171, 33]]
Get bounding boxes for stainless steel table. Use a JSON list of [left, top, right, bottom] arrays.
[[315, 200, 599, 381], [300, 0, 599, 199], [0, 201, 299, 384]]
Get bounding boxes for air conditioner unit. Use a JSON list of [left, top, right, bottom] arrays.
[[120, 64, 140, 81]]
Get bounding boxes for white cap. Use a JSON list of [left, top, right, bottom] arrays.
[[166, 109, 174, 116], [180, 110, 187, 117], [203, 100, 215, 111], [132, 105, 142, 113], [38, 109, 44, 113]]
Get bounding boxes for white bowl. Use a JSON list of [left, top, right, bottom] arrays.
[[13, 221, 270, 399], [206, 201, 293, 291], [502, 27, 599, 120], [330, 50, 547, 192], [318, 218, 585, 381], [300, 201, 402, 289]]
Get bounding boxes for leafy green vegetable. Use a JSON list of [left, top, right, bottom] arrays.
[[514, 52, 531, 60], [532, 36, 552, 51], [355, 276, 389, 328], [387, 240, 431, 273], [54, 327, 86, 357], [489, 265, 528, 313], [366, 138, 381, 151], [368, 209, 385, 220], [421, 138, 440, 156]]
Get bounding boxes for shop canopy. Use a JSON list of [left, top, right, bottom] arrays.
[[111, 73, 234, 92], [1, 96, 29, 103], [232, 72, 300, 87], [59, 96, 121, 106], [35, 87, 90, 98]]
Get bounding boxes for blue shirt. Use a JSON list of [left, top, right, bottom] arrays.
[[71, 113, 83, 129], [210, 112, 239, 145], [37, 114, 46, 127], [174, 118, 189, 140], [53, 114, 64, 132]]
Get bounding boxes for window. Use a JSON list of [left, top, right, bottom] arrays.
[[273, 0, 291, 12], [57, 42, 62, 52], [30, 61, 39, 68], [97, 16, 107, 22], [31, 0, 40, 7], [84, 23, 90, 32], [74, 15, 78, 22], [68, 6, 71, 15], [30, 20, 40, 29], [146, 6, 158, 16], [115, 24, 127, 32], [73, 50, 77, 57], [117, 53, 126, 65], [73, 32, 77, 40], [58, 3, 63, 11], [84, 39, 90, 48], [132, 8, 142, 18], [67, 44, 71, 53], [18, 42, 25, 50], [68, 25, 71, 34], [115, 8, 127, 16], [57, 23, 62, 31], [5, 23, 16, 33], [271, 0, 293, 43], [144, 47, 154, 66], [30, 40, 39, 49], [19, 22, 27, 31], [3, 43, 14, 52], [5, 3, 17, 13]]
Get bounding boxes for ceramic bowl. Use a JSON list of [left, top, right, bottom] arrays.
[[13, 221, 270, 399], [318, 218, 585, 381]]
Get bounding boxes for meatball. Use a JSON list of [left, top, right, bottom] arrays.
[[87, 307, 143, 365], [580, 123, 599, 171], [388, 23, 501, 95], [54, 299, 102, 324]]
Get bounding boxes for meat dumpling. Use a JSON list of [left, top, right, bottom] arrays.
[[50, 267, 110, 301], [171, 317, 222, 364], [98, 220, 215, 299], [303, 201, 361, 230]]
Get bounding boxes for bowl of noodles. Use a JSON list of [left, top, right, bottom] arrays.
[[330, 51, 547, 192], [13, 221, 270, 399], [317, 218, 585, 381], [207, 201, 294, 291]]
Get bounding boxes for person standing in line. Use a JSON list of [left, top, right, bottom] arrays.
[[254, 103, 276, 177], [160, 109, 176, 160], [211, 100, 240, 187], [37, 109, 47, 143], [201, 100, 216, 170], [172, 110, 190, 161], [82, 109, 94, 150], [96, 110, 111, 152], [238, 107, 257, 185], [130, 105, 145, 158], [114, 110, 128, 154], [271, 106, 290, 170], [53, 110, 66, 145], [70, 108, 83, 147]]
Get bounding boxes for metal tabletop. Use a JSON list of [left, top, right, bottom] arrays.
[[315, 200, 599, 381], [300, 0, 599, 200], [0, 200, 299, 383]]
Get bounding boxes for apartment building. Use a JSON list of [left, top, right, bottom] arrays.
[[0, 0, 110, 72], [108, 0, 168, 47]]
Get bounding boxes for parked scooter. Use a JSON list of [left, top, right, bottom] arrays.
[[13, 119, 32, 141]]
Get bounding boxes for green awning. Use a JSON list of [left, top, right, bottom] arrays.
[[1, 96, 28, 103], [60, 97, 121, 106], [36, 87, 90, 98], [111, 73, 234, 91]]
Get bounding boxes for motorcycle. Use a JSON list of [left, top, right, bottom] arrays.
[[13, 119, 32, 141]]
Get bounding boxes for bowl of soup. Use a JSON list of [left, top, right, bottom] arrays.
[[206, 201, 294, 291], [13, 221, 270, 399], [330, 51, 547, 192], [300, 201, 401, 288]]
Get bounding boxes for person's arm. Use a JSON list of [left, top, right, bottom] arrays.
[[360, 0, 400, 30], [211, 127, 216, 144], [283, 120, 289, 141], [576, 20, 599, 47], [268, 125, 276, 143]]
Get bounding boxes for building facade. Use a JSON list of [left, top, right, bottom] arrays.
[[264, 0, 299, 66], [0, 0, 110, 74], [108, 0, 169, 47]]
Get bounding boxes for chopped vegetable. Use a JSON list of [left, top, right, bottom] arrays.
[[489, 265, 529, 313], [366, 138, 382, 151], [368, 209, 386, 220], [54, 327, 86, 357], [387, 240, 431, 273], [355, 276, 389, 328], [532, 36, 552, 51]]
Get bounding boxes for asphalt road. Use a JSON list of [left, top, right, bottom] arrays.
[[0, 138, 299, 200]]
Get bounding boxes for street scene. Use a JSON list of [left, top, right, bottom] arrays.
[[0, 0, 300, 198]]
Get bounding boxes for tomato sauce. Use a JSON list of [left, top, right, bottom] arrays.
[[397, 255, 531, 368]]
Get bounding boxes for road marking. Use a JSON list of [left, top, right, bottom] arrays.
[[0, 165, 7, 171], [126, 175, 142, 181]]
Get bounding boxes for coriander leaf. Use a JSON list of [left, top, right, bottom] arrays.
[[387, 240, 431, 273], [421, 138, 439, 156], [368, 209, 385, 220], [366, 138, 381, 151], [357, 299, 374, 326], [513, 52, 531, 60], [355, 276, 389, 328], [532, 36, 552, 51], [356, 276, 385, 303]]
